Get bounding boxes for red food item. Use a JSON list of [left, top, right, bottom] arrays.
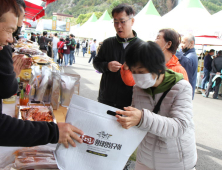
[[80, 135, 95, 145], [20, 107, 53, 122]]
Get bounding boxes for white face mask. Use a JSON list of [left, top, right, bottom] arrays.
[[133, 73, 157, 89], [162, 43, 168, 52]]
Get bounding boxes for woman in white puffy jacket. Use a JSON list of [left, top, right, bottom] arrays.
[[116, 41, 197, 170]]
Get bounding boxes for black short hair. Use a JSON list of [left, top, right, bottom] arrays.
[[70, 34, 74, 37], [112, 3, 135, 17], [94, 39, 96, 42], [54, 33, 57, 36], [60, 37, 64, 41], [125, 41, 166, 77], [43, 31, 47, 36], [210, 49, 215, 53], [65, 37, 69, 41], [0, 0, 20, 22], [159, 29, 181, 54], [16, 0, 26, 12]]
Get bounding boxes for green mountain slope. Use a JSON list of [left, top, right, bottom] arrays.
[[43, 0, 222, 19]]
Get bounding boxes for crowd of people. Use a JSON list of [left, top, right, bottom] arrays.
[[28, 31, 99, 66], [201, 49, 222, 99], [0, 0, 222, 170]]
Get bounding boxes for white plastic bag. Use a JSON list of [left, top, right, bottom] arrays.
[[55, 95, 146, 170]]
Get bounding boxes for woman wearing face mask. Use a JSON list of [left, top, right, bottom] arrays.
[[120, 29, 188, 86], [116, 41, 197, 170]]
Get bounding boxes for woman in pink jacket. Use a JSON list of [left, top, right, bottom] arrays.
[[116, 41, 197, 170]]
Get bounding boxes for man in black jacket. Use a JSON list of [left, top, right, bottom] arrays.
[[30, 32, 36, 42], [205, 51, 222, 99], [37, 33, 40, 45], [0, 0, 83, 148], [93, 4, 143, 109], [39, 31, 52, 54]]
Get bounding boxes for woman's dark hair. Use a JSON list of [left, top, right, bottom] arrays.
[[125, 41, 166, 77], [159, 29, 181, 54], [112, 3, 135, 17], [65, 37, 69, 41]]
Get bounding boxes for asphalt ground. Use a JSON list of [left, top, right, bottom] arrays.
[[63, 52, 222, 170]]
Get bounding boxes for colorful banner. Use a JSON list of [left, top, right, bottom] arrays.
[[52, 16, 57, 30], [66, 18, 70, 32]]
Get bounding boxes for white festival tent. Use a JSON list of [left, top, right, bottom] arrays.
[[209, 10, 222, 36], [133, 0, 161, 41], [70, 24, 81, 35], [213, 10, 222, 18], [162, 0, 211, 36], [195, 10, 222, 37], [76, 13, 98, 38], [92, 10, 115, 43]]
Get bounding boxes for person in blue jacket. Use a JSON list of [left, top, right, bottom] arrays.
[[179, 34, 198, 99]]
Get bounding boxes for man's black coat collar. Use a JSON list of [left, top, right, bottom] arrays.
[[116, 30, 137, 43]]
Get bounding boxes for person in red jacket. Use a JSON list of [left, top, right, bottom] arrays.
[[57, 38, 64, 66], [121, 29, 188, 86]]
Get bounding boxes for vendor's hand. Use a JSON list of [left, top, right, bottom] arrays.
[[116, 106, 142, 129], [123, 62, 129, 70], [216, 72, 221, 75], [108, 61, 122, 72], [57, 122, 84, 148]]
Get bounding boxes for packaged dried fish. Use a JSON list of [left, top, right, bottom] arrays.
[[43, 68, 53, 103], [35, 66, 51, 102], [60, 73, 80, 107], [29, 65, 41, 101], [51, 70, 61, 110]]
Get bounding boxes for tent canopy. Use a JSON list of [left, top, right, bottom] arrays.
[[24, 1, 45, 21], [23, 21, 31, 27], [135, 0, 160, 17], [213, 10, 222, 18], [162, 0, 211, 35], [41, 0, 56, 6], [133, 0, 161, 41], [98, 10, 112, 21], [90, 10, 115, 42], [76, 13, 98, 38], [87, 13, 97, 23], [195, 35, 222, 46]]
